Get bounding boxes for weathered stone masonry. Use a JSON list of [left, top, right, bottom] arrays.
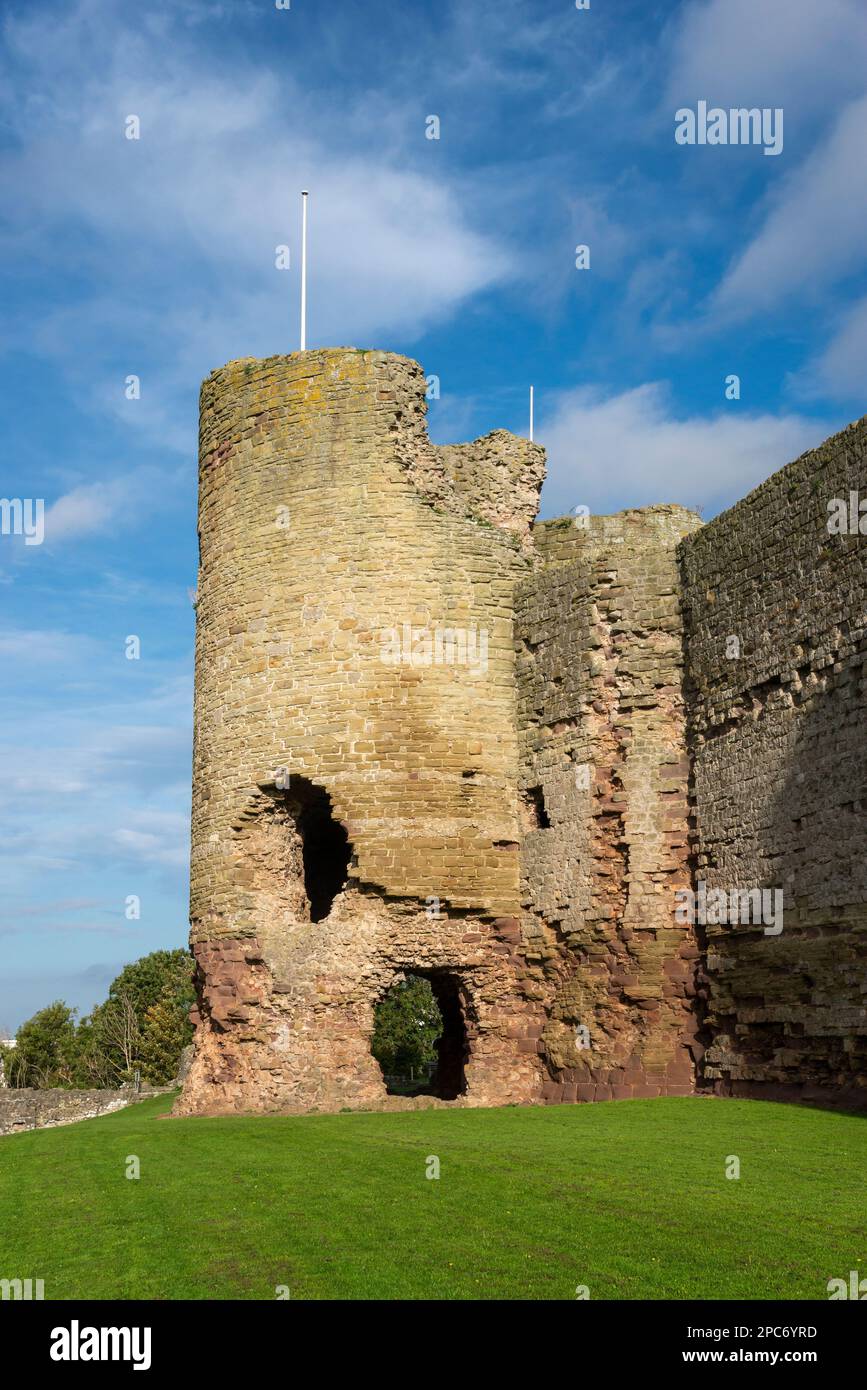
[[516, 509, 701, 1103], [179, 349, 549, 1115], [177, 348, 866, 1115], [679, 417, 867, 1108], [0, 1089, 166, 1136]]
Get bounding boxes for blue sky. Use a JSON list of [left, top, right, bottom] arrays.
[[1, 0, 866, 1029]]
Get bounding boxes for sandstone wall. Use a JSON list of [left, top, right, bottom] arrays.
[[680, 416, 867, 1107], [180, 343, 866, 1118], [516, 507, 703, 1101], [179, 349, 549, 1115]]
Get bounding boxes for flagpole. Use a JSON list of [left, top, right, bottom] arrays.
[[529, 385, 534, 442], [300, 190, 308, 351]]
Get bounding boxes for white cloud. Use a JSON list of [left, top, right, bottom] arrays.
[[795, 294, 867, 401], [0, 623, 192, 894], [0, 898, 105, 920], [660, 0, 867, 362], [0, 628, 96, 664], [112, 817, 189, 871], [0, 0, 514, 431], [537, 382, 833, 519], [665, 0, 867, 115], [0, 921, 141, 939], [709, 95, 867, 323], [42, 468, 184, 545], [43, 486, 117, 543]]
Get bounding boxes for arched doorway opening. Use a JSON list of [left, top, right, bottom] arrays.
[[371, 970, 469, 1099]]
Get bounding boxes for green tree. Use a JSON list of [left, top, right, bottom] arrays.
[[138, 986, 194, 1085], [0, 1041, 19, 1087], [72, 1012, 116, 1088], [371, 975, 442, 1078], [83, 951, 195, 1086], [5, 950, 196, 1090], [106, 950, 195, 1034], [80, 992, 142, 1086], [8, 1001, 79, 1088]]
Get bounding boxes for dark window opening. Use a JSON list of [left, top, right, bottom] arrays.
[[371, 971, 469, 1100], [282, 775, 351, 922], [522, 784, 551, 829]]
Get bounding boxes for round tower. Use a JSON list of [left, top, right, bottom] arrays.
[[177, 349, 548, 1114]]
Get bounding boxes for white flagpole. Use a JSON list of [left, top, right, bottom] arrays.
[[529, 385, 534, 441], [300, 190, 309, 351]]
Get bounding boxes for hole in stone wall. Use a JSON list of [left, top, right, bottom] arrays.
[[371, 970, 469, 1100], [281, 775, 352, 922], [522, 784, 551, 829]]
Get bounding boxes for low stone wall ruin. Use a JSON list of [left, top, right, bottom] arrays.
[[0, 1088, 168, 1136]]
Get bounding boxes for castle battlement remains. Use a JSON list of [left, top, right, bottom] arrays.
[[176, 349, 867, 1116]]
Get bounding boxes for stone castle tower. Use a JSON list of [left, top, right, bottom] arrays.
[[176, 349, 867, 1116]]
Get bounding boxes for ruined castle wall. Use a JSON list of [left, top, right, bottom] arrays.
[[436, 431, 548, 551], [515, 506, 702, 1102], [179, 341, 867, 1120], [0, 1089, 165, 1136], [679, 417, 867, 1107], [179, 349, 549, 1115]]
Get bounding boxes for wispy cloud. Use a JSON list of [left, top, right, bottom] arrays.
[[709, 96, 867, 324], [664, 0, 867, 118], [538, 382, 831, 519], [0, 0, 515, 456], [795, 294, 867, 401]]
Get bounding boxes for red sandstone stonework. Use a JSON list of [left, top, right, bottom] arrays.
[[175, 350, 702, 1116], [176, 350, 867, 1117]]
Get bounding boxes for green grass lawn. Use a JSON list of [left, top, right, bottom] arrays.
[[1, 1094, 864, 1300]]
